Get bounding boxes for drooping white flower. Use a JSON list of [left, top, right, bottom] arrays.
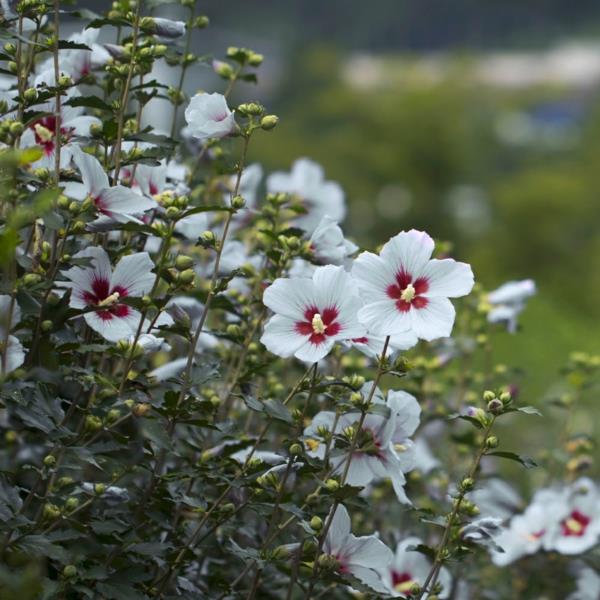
[[20, 90, 100, 169], [66, 146, 156, 230], [184, 92, 235, 141], [266, 158, 345, 233], [261, 265, 365, 363], [353, 230, 474, 341], [323, 503, 393, 594], [303, 383, 420, 504], [0, 295, 24, 376], [379, 537, 452, 598], [309, 215, 358, 266], [59, 247, 155, 342], [487, 279, 536, 333]]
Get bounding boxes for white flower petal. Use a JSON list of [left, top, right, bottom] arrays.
[[324, 504, 351, 554], [260, 315, 307, 358], [421, 258, 474, 298], [409, 297, 455, 341], [110, 252, 155, 297], [262, 278, 315, 321], [71, 145, 109, 197], [379, 230, 434, 278], [100, 186, 156, 216]]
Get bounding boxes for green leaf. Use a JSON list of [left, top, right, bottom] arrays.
[[486, 451, 538, 469], [66, 95, 112, 112], [262, 399, 293, 423]]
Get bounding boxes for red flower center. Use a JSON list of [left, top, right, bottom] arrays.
[[295, 305, 341, 345], [392, 571, 415, 592], [81, 277, 130, 321], [31, 116, 74, 156], [387, 270, 429, 312], [560, 510, 591, 537]]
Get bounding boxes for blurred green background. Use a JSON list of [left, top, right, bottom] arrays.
[[203, 1, 600, 411]]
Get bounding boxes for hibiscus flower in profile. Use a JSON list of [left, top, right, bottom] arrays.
[[59, 247, 155, 342], [0, 295, 24, 376], [260, 265, 365, 362], [379, 537, 452, 598], [184, 92, 235, 141], [65, 146, 156, 230], [323, 503, 393, 594], [487, 279, 536, 333], [266, 158, 345, 233], [353, 229, 474, 341]]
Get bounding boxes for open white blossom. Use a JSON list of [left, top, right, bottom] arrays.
[[261, 265, 365, 362], [59, 247, 155, 342], [353, 229, 474, 340]]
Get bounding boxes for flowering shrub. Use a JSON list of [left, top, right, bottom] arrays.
[[0, 2, 598, 599]]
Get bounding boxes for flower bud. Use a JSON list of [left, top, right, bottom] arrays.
[[94, 483, 106, 495], [43, 454, 56, 467], [200, 230, 216, 246], [22, 87, 37, 103], [177, 268, 195, 285], [43, 503, 61, 519], [289, 443, 303, 456], [310, 516, 323, 531], [260, 115, 279, 130], [231, 194, 245, 209], [325, 479, 340, 492], [41, 319, 53, 332], [58, 74, 73, 87], [482, 390, 496, 402], [174, 255, 194, 271], [248, 52, 264, 66], [106, 409, 121, 423], [499, 391, 512, 405], [485, 435, 499, 448], [165, 206, 181, 219], [460, 477, 475, 492], [64, 497, 80, 511], [9, 121, 23, 135], [63, 565, 77, 578], [5, 430, 17, 444], [132, 403, 151, 417], [487, 398, 503, 414], [84, 415, 103, 432], [195, 15, 209, 28]]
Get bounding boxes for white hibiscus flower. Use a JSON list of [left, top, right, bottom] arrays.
[[66, 146, 157, 230], [379, 536, 452, 598], [59, 247, 155, 342], [260, 265, 365, 363], [323, 503, 393, 594], [184, 92, 235, 141], [353, 229, 474, 341]]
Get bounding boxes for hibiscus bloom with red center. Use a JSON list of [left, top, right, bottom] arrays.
[[352, 229, 474, 341], [59, 247, 155, 342], [260, 265, 365, 362]]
